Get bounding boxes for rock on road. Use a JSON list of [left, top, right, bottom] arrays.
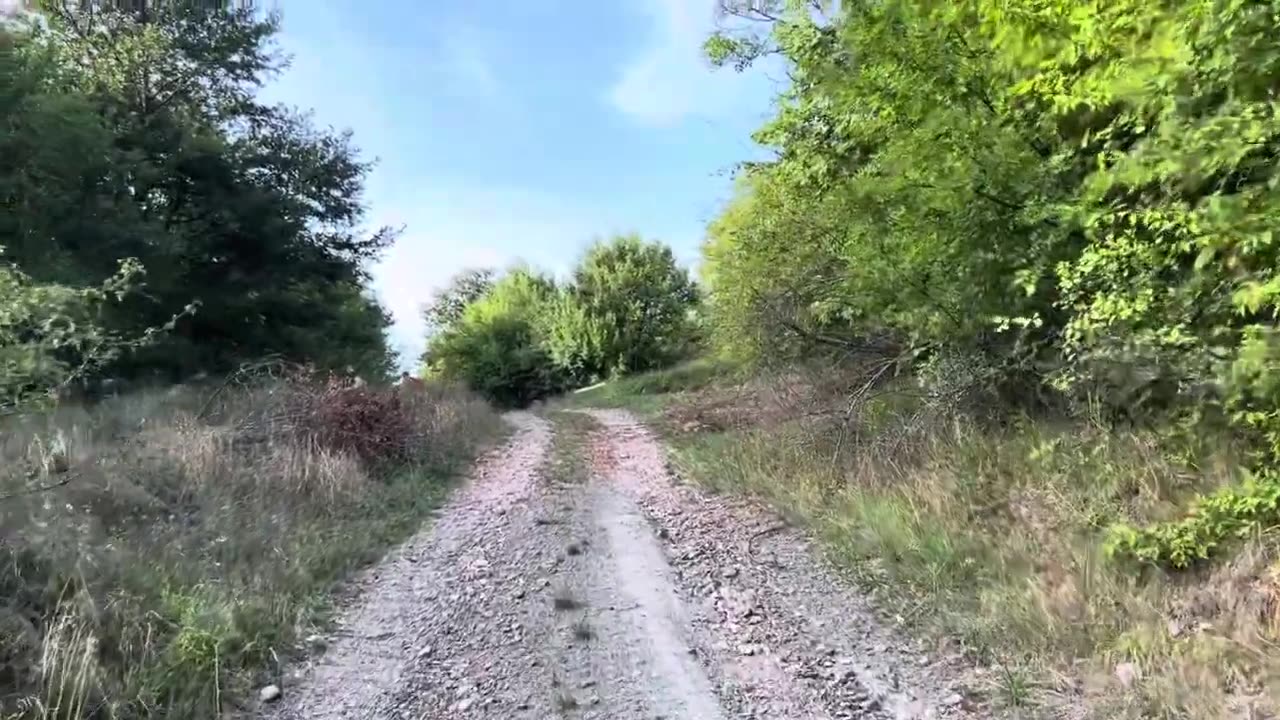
[[265, 410, 978, 719]]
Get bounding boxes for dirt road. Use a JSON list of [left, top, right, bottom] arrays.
[[267, 410, 978, 719]]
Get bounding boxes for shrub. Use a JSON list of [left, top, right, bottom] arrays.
[[281, 375, 421, 470], [1106, 472, 1280, 569], [423, 268, 569, 407]]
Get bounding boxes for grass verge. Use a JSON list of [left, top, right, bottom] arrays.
[[0, 377, 504, 719], [543, 410, 601, 486], [555, 358, 739, 415], [574, 363, 1279, 719]]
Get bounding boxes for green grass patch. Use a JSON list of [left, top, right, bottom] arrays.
[[544, 410, 602, 486], [557, 357, 742, 414]]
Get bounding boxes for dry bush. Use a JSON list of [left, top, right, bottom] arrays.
[[0, 374, 501, 719]]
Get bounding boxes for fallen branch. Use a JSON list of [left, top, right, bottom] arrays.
[[0, 473, 78, 502]]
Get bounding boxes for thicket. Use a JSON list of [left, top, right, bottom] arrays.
[[421, 235, 700, 406], [702, 0, 1280, 569]]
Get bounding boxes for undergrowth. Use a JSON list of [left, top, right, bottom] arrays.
[[0, 375, 502, 719], [579, 363, 1280, 719]]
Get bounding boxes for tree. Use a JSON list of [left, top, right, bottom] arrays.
[[420, 238, 702, 401], [423, 269, 565, 407], [1, 3, 396, 382], [701, 0, 1280, 444], [422, 268, 495, 335]]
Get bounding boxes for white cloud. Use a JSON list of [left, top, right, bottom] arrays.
[[608, 0, 766, 126]]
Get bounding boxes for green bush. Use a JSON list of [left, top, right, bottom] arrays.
[[1106, 471, 1280, 569], [424, 269, 568, 407], [421, 236, 700, 404]]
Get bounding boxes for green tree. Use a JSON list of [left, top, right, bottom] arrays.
[[424, 269, 565, 407], [702, 0, 1280, 443], [422, 268, 496, 335], [1, 3, 396, 382], [566, 235, 699, 378]]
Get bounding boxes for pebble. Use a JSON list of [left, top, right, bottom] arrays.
[[1114, 662, 1139, 689], [259, 685, 281, 703]]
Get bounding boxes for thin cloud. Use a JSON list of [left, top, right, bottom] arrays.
[[607, 0, 765, 126], [434, 28, 502, 99]]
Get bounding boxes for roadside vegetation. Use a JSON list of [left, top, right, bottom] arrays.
[[1, 3, 502, 718], [554, 1, 1280, 716], [607, 363, 1266, 716], [2, 371, 501, 719]]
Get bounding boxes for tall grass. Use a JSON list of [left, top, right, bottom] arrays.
[[670, 413, 1278, 717], [0, 377, 502, 719]]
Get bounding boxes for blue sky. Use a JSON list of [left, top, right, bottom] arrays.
[[259, 0, 783, 368]]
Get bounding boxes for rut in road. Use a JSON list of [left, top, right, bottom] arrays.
[[265, 410, 978, 720]]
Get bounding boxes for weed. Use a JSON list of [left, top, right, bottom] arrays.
[[995, 663, 1033, 710], [0, 378, 502, 718], [552, 588, 582, 612], [571, 619, 594, 642]]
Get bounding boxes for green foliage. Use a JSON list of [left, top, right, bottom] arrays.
[[422, 236, 700, 405], [1, 4, 395, 384], [0, 253, 189, 412], [566, 235, 700, 379], [1106, 472, 1280, 569], [700, 0, 1280, 567], [422, 268, 495, 334], [424, 269, 567, 407]]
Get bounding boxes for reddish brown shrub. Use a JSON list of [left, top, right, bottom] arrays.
[[283, 374, 425, 471]]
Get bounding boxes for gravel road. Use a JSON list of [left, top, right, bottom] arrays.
[[265, 410, 982, 719]]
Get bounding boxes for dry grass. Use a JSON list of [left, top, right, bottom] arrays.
[[576, 362, 1279, 719], [542, 410, 601, 487], [0, 377, 502, 719]]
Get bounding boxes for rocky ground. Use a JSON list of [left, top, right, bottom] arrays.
[[264, 410, 985, 719]]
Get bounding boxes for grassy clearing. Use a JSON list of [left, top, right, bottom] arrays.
[[576, 364, 1279, 719], [0, 379, 503, 719]]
